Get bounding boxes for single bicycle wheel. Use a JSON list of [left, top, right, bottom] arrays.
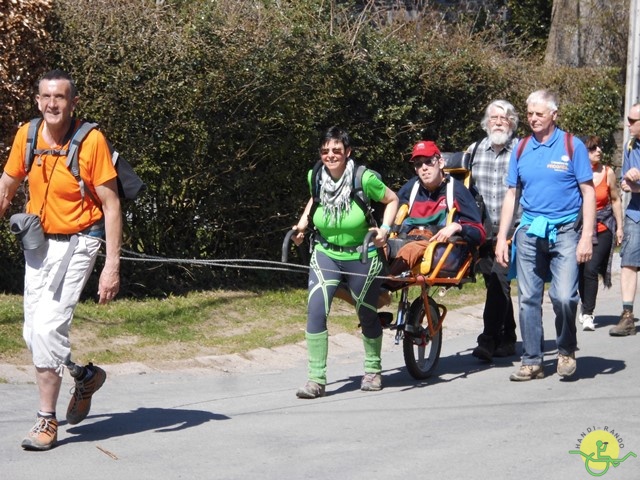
[[403, 295, 443, 379]]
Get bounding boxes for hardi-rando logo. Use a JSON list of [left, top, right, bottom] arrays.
[[569, 426, 637, 476]]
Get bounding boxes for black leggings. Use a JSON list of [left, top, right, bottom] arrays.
[[306, 249, 384, 339], [578, 229, 613, 315]]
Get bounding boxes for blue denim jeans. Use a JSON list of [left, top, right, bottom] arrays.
[[515, 224, 579, 365]]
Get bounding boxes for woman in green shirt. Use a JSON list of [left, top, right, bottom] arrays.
[[292, 126, 398, 398]]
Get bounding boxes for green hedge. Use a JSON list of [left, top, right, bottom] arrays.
[[0, 0, 622, 296]]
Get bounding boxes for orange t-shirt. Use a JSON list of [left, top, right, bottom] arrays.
[[4, 120, 117, 234]]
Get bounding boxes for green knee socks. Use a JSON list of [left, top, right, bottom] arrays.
[[306, 330, 328, 385], [362, 334, 383, 373]]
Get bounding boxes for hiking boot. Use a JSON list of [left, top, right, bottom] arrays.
[[361, 372, 382, 391], [471, 334, 495, 362], [494, 342, 516, 357], [21, 415, 58, 451], [557, 353, 577, 378], [296, 380, 326, 399], [609, 310, 637, 337], [581, 314, 595, 331], [509, 364, 544, 382], [66, 363, 107, 425]]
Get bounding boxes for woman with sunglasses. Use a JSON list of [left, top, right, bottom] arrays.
[[291, 126, 398, 398], [577, 135, 624, 331]]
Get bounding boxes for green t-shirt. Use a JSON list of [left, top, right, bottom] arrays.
[[307, 168, 387, 261]]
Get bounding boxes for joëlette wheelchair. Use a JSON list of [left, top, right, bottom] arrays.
[[282, 151, 479, 380]]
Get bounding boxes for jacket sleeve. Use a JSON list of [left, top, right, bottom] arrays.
[[452, 180, 486, 246]]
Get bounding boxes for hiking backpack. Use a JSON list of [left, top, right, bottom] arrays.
[[24, 118, 145, 205], [308, 160, 384, 229]]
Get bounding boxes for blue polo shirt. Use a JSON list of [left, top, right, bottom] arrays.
[[506, 128, 592, 220], [623, 138, 640, 223]]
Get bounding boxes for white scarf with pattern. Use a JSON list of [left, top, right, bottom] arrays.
[[320, 158, 354, 226]]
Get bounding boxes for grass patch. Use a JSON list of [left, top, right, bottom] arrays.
[[0, 278, 487, 365]]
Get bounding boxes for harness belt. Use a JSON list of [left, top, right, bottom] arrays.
[[47, 220, 105, 294], [314, 233, 375, 254]]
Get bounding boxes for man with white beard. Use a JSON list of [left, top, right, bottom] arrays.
[[467, 100, 520, 362]]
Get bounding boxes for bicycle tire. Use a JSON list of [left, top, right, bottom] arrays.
[[402, 295, 443, 379]]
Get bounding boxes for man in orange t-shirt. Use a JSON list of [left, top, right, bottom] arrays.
[[0, 69, 122, 451]]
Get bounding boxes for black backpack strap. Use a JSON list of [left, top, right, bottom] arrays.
[[467, 140, 481, 171], [352, 163, 377, 226], [352, 163, 368, 203], [307, 160, 324, 229]]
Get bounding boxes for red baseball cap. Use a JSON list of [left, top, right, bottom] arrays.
[[410, 141, 441, 161]]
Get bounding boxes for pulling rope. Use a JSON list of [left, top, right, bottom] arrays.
[[85, 234, 398, 282]]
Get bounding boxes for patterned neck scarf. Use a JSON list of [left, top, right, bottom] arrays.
[[320, 158, 354, 226]]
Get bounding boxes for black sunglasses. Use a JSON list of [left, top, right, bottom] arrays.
[[412, 156, 439, 168], [628, 117, 640, 125]]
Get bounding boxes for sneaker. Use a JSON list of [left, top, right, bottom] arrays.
[[509, 364, 544, 381], [494, 342, 516, 357], [361, 372, 382, 391], [582, 314, 595, 331], [21, 415, 58, 451], [296, 380, 326, 399], [557, 353, 577, 378], [609, 310, 637, 337], [66, 363, 107, 425]]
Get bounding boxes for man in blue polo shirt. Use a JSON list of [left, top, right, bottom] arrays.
[[611, 102, 640, 336], [495, 89, 596, 381]]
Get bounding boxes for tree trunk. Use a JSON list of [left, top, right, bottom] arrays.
[[545, 0, 629, 67]]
